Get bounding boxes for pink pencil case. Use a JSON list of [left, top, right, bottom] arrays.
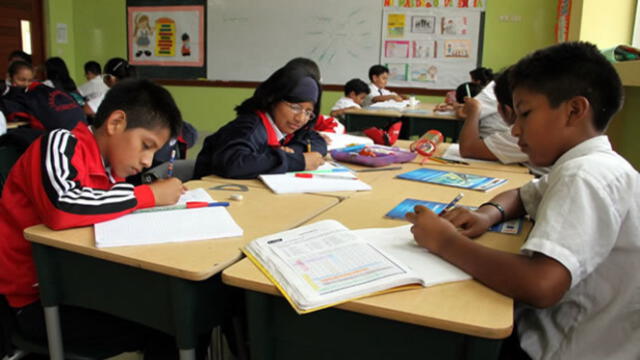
[[330, 145, 417, 167]]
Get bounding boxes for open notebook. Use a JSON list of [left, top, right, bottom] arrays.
[[94, 188, 243, 248], [243, 220, 470, 314], [259, 163, 372, 194]]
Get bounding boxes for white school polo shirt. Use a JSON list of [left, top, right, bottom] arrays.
[[474, 81, 510, 138], [78, 76, 109, 101], [516, 135, 640, 360], [331, 97, 360, 111], [363, 83, 396, 108], [483, 128, 550, 176]]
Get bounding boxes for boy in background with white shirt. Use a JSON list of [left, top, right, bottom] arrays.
[[407, 41, 639, 360], [330, 78, 370, 118], [364, 65, 405, 107], [77, 60, 109, 102]]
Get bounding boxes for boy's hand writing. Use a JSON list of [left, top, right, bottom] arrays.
[[149, 178, 184, 206], [405, 205, 459, 254], [303, 152, 325, 170], [460, 97, 481, 120], [440, 207, 493, 238]]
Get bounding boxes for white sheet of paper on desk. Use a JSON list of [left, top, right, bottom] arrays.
[[442, 144, 498, 164], [353, 225, 471, 286], [259, 164, 372, 194], [367, 100, 410, 110], [321, 132, 373, 150], [94, 188, 243, 248]]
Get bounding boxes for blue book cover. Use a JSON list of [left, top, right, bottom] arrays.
[[385, 198, 522, 235], [396, 168, 507, 192]]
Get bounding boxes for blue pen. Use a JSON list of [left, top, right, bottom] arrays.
[[167, 149, 176, 178], [341, 144, 366, 152], [440, 193, 464, 215]]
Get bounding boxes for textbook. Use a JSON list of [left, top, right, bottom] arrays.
[[94, 188, 243, 248], [397, 168, 507, 192], [259, 163, 372, 194], [386, 198, 523, 234], [242, 220, 470, 314]]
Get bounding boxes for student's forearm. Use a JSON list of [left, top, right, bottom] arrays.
[[458, 113, 498, 160], [433, 232, 570, 308], [476, 189, 526, 224], [371, 95, 399, 103]]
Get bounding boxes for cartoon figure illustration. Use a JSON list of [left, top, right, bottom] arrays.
[[181, 33, 191, 57], [133, 14, 153, 57]]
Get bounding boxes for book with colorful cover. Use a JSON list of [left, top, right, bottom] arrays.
[[385, 198, 522, 234], [396, 168, 507, 192]]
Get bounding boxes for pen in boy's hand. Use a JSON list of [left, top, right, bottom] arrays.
[[307, 139, 312, 153], [440, 193, 464, 216], [167, 149, 176, 177], [465, 83, 471, 98]]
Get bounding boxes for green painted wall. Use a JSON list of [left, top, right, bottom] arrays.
[[609, 86, 640, 169], [45, 0, 77, 75]]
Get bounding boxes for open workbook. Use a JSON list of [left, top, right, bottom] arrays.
[[242, 220, 470, 314]]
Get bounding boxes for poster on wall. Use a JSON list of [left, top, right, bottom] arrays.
[[126, 0, 206, 79], [381, 0, 486, 89]]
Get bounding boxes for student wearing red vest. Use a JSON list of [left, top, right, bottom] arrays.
[[194, 67, 327, 179]]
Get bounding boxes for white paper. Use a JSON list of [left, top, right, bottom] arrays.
[[442, 143, 498, 164], [94, 188, 243, 248], [321, 132, 373, 150], [367, 100, 410, 110], [259, 163, 372, 194], [353, 225, 471, 286]]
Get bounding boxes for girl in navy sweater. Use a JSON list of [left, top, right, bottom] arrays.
[[194, 66, 327, 179]]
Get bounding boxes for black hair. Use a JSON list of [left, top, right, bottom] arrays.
[[181, 33, 190, 41], [45, 57, 78, 93], [369, 65, 389, 81], [344, 78, 370, 96], [469, 67, 494, 87], [235, 66, 321, 131], [8, 50, 32, 64], [455, 82, 481, 103], [510, 41, 623, 131], [104, 57, 137, 80], [84, 61, 101, 75], [283, 58, 322, 114], [8, 60, 33, 78], [94, 79, 182, 138], [493, 67, 513, 108]]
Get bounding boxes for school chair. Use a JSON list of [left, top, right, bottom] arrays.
[[141, 159, 196, 183], [0, 296, 115, 360]]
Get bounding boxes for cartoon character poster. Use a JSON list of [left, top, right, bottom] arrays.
[[128, 5, 204, 66]]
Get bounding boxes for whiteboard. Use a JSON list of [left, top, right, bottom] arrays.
[[206, 0, 383, 85]]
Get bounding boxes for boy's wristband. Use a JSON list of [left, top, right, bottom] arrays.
[[479, 202, 505, 223]]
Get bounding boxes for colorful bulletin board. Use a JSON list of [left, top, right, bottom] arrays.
[[381, 0, 486, 89], [127, 0, 205, 79]]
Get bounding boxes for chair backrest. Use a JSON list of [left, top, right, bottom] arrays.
[[141, 159, 195, 184]]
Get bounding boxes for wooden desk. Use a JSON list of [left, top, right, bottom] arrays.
[[393, 140, 531, 174], [7, 121, 28, 129], [222, 168, 534, 360], [24, 181, 339, 360]]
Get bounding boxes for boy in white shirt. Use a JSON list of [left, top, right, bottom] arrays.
[[330, 78, 370, 118], [77, 61, 109, 102], [363, 65, 405, 107], [458, 68, 549, 176], [407, 42, 639, 360]]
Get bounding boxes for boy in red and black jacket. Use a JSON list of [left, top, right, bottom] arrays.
[[0, 79, 185, 358]]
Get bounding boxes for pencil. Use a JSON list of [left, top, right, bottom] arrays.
[[465, 83, 471, 98], [167, 149, 176, 177], [307, 139, 312, 152], [440, 193, 464, 215], [432, 156, 470, 165]]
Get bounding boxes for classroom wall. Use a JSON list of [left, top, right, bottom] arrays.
[[45, 0, 558, 135]]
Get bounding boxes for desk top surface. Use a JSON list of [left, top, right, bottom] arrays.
[[24, 180, 339, 281], [222, 166, 533, 339]]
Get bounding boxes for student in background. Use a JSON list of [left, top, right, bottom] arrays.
[[330, 78, 370, 117], [84, 57, 136, 116], [406, 42, 639, 360], [364, 65, 405, 106], [194, 66, 327, 179], [457, 68, 548, 176], [43, 57, 84, 105], [469, 66, 494, 88], [5, 50, 32, 86], [433, 81, 481, 114], [7, 60, 33, 88], [0, 79, 186, 359], [77, 60, 109, 102], [455, 73, 509, 138], [284, 57, 345, 134]]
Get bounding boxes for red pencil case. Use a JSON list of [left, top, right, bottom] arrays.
[[330, 145, 417, 167]]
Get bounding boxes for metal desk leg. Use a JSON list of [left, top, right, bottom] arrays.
[[179, 348, 196, 360], [43, 305, 64, 360]]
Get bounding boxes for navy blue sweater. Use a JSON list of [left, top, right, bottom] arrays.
[[194, 112, 327, 179]]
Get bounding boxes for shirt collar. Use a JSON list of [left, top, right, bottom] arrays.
[[553, 135, 612, 168], [265, 112, 286, 141]]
